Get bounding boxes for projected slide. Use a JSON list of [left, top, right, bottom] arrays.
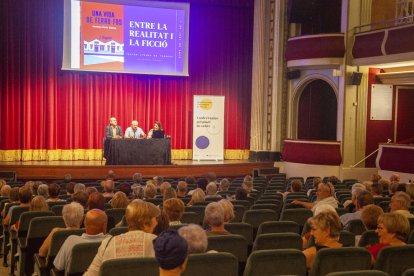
[[67, 0, 188, 76]]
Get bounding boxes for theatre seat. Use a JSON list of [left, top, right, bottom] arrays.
[[256, 221, 300, 235], [243, 249, 306, 276], [374, 245, 414, 276], [182, 252, 238, 276], [252, 233, 302, 251]]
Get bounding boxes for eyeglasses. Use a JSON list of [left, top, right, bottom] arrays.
[[376, 225, 384, 231]]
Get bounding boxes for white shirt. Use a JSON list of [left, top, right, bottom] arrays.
[[124, 127, 145, 139]]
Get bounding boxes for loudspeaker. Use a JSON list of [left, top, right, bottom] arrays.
[[288, 0, 314, 23], [351, 72, 363, 85], [287, 70, 301, 80]]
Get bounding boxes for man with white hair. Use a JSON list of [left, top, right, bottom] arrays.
[[124, 120, 146, 139], [205, 182, 221, 199], [390, 191, 414, 218], [105, 117, 123, 138], [292, 182, 338, 212], [340, 190, 374, 228], [204, 202, 229, 236]]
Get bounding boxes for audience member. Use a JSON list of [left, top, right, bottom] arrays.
[[0, 179, 6, 191], [153, 211, 170, 235], [367, 212, 410, 262], [87, 192, 106, 210], [234, 188, 248, 201], [292, 182, 338, 212], [219, 178, 230, 192], [153, 229, 188, 276], [187, 188, 205, 206], [163, 198, 185, 225], [406, 183, 414, 200], [144, 184, 157, 199], [176, 181, 188, 198], [118, 183, 132, 198], [66, 182, 75, 196], [37, 184, 49, 199], [281, 179, 303, 200], [153, 176, 164, 187], [3, 188, 32, 225], [307, 177, 322, 197], [131, 184, 144, 200], [38, 202, 84, 257], [178, 224, 208, 254], [48, 183, 64, 202], [218, 199, 235, 223], [132, 172, 143, 185], [74, 183, 86, 193], [1, 187, 19, 217], [184, 176, 195, 186], [0, 184, 11, 197], [371, 174, 382, 183], [72, 191, 89, 208], [85, 187, 98, 196], [85, 201, 160, 276], [357, 204, 384, 245], [340, 190, 373, 228], [53, 209, 108, 272], [378, 178, 390, 195], [207, 172, 217, 183], [327, 176, 339, 186], [204, 202, 230, 236], [159, 182, 172, 197], [303, 211, 342, 270], [390, 174, 400, 183], [389, 191, 414, 218], [163, 187, 177, 202], [102, 180, 115, 198], [343, 183, 366, 210], [205, 182, 221, 199], [110, 191, 129, 209], [370, 182, 383, 198], [11, 195, 49, 231]]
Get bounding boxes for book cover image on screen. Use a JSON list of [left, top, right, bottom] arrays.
[[63, 0, 189, 76]]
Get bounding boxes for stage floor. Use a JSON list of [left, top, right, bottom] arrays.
[[0, 160, 275, 181]]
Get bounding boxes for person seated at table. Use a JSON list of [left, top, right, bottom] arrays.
[[105, 117, 123, 139], [124, 120, 146, 139], [147, 121, 164, 139]]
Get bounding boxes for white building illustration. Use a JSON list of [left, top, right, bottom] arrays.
[[84, 39, 124, 55]]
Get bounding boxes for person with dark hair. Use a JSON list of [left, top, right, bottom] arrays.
[[63, 174, 72, 183], [147, 121, 164, 139], [153, 176, 164, 187], [66, 182, 76, 196], [234, 188, 247, 201], [87, 192, 106, 210], [72, 191, 89, 208], [184, 176, 195, 186], [207, 172, 217, 183], [3, 188, 32, 225], [48, 183, 63, 202], [118, 183, 132, 197], [340, 190, 374, 228], [327, 176, 339, 186], [370, 182, 383, 198], [153, 229, 188, 276], [163, 198, 185, 225], [195, 178, 208, 192], [85, 187, 98, 196], [153, 211, 170, 235]]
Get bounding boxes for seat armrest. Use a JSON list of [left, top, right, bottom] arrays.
[[34, 254, 47, 269], [18, 237, 27, 249]]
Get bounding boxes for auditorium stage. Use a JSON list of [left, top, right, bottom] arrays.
[[0, 160, 275, 181]]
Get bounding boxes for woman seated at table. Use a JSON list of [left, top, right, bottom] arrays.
[[147, 121, 164, 139]]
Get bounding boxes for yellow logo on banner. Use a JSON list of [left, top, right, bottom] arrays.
[[199, 98, 212, 110]]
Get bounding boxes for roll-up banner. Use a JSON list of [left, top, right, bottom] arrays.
[[193, 95, 225, 161]]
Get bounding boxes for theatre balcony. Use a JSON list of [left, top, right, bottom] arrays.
[[352, 16, 414, 66], [285, 33, 345, 69]]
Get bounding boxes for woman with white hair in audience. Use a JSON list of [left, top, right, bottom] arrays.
[[367, 212, 410, 263], [187, 188, 205, 206], [85, 200, 160, 276], [292, 182, 338, 212], [178, 224, 209, 254], [204, 202, 230, 236], [218, 199, 235, 223], [205, 182, 221, 199], [131, 184, 144, 200], [38, 202, 84, 257], [303, 211, 343, 270], [37, 184, 49, 199], [74, 183, 86, 193]]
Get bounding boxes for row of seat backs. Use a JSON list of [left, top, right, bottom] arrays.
[[97, 245, 414, 276]]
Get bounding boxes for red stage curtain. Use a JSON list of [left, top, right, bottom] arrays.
[[0, 0, 253, 159]]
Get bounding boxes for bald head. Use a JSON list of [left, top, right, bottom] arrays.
[[84, 209, 108, 235]]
